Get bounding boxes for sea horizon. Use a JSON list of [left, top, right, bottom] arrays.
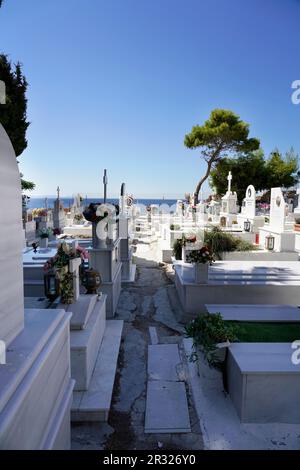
[[26, 196, 179, 210]]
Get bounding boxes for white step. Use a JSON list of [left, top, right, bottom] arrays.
[[71, 320, 123, 422], [58, 294, 98, 330], [70, 295, 107, 391]]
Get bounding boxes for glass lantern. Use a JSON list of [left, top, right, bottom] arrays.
[[44, 270, 60, 301], [265, 234, 275, 251], [244, 219, 251, 232]]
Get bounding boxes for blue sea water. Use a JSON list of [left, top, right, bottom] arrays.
[[27, 197, 178, 209]]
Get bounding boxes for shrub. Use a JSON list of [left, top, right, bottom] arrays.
[[204, 227, 255, 258], [185, 313, 237, 366]]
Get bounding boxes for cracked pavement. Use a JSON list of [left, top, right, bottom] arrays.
[[71, 241, 203, 450]]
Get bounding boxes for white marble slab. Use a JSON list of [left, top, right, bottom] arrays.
[[229, 343, 300, 373], [72, 320, 123, 422], [70, 296, 106, 391], [145, 381, 191, 433], [206, 304, 300, 322], [58, 294, 99, 330], [23, 248, 57, 264], [178, 261, 300, 286], [148, 344, 181, 381], [0, 308, 73, 449]]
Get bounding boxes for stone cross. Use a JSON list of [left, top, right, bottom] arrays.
[[103, 169, 108, 203], [227, 171, 232, 194], [45, 197, 48, 210], [69, 257, 82, 302], [57, 186, 60, 200]]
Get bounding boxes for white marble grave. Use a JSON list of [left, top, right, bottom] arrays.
[[237, 185, 264, 233], [259, 188, 296, 251], [219, 172, 238, 227], [0, 124, 74, 449], [119, 183, 136, 283], [227, 343, 300, 423], [206, 304, 300, 322], [53, 186, 66, 232], [174, 260, 300, 314], [89, 204, 122, 318]]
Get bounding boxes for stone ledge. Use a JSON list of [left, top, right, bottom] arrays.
[[71, 320, 123, 422]]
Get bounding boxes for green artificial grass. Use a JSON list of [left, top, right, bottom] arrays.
[[226, 321, 300, 343]]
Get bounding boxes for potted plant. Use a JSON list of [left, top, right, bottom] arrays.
[[294, 218, 300, 232], [185, 313, 237, 368], [38, 227, 52, 249], [186, 245, 214, 283]]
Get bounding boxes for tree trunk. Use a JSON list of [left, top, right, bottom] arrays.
[[193, 159, 215, 205]]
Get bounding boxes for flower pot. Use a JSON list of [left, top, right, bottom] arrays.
[[194, 263, 209, 284], [40, 237, 48, 249]]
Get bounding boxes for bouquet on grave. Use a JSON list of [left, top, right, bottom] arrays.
[[43, 242, 89, 272], [186, 245, 214, 265], [32, 208, 48, 218]]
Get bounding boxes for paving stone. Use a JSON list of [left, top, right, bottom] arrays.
[[145, 381, 191, 433], [148, 344, 181, 381]]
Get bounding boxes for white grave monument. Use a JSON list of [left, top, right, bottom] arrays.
[[0, 124, 74, 449], [294, 188, 300, 215], [259, 187, 296, 252], [219, 171, 238, 227], [119, 183, 136, 283], [237, 185, 264, 233], [87, 175, 122, 317], [53, 186, 66, 232], [207, 198, 221, 223], [23, 209, 36, 243]]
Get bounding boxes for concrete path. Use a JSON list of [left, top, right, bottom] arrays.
[[71, 241, 203, 450]]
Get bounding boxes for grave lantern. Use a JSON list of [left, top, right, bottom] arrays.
[[244, 219, 251, 232], [44, 270, 60, 301], [265, 233, 275, 251]]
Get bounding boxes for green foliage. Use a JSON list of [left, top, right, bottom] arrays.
[[230, 321, 300, 343], [204, 227, 255, 258], [0, 54, 34, 191], [0, 54, 29, 157], [185, 313, 237, 365], [20, 172, 35, 191], [210, 148, 299, 204], [265, 148, 299, 189], [184, 109, 259, 203], [60, 272, 74, 305]]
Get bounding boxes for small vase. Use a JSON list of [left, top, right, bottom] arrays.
[[194, 263, 209, 284], [40, 237, 49, 249]]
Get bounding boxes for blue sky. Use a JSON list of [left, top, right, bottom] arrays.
[[0, 0, 300, 198]]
